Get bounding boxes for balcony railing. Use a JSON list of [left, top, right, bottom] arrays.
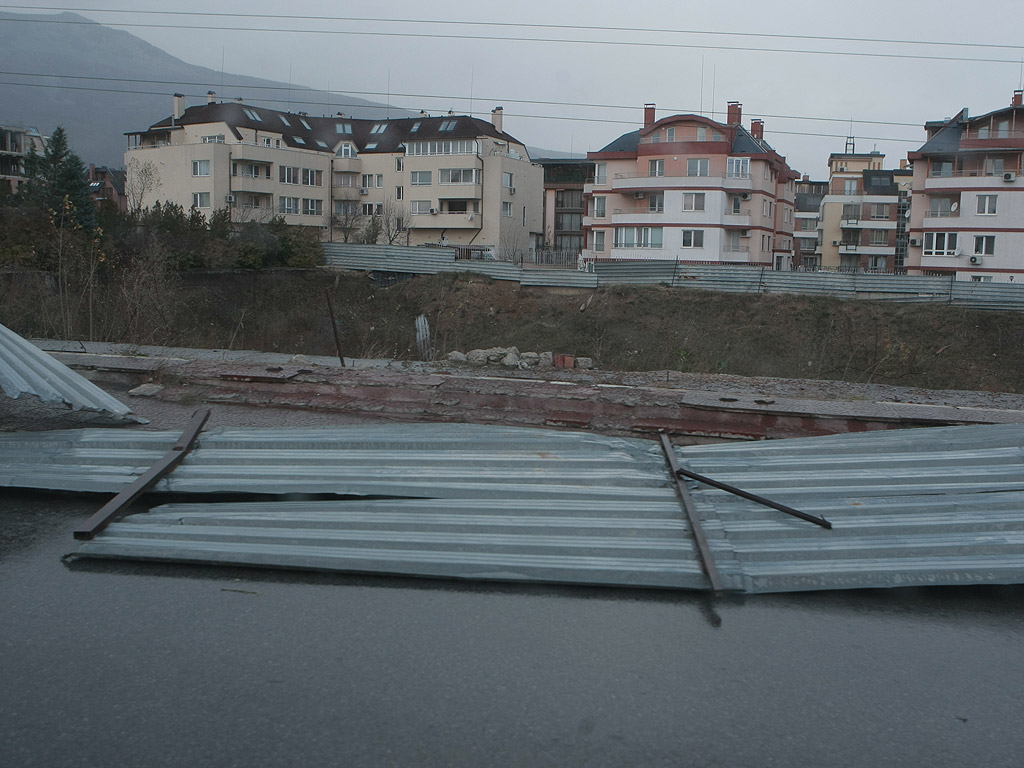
[[924, 209, 959, 217]]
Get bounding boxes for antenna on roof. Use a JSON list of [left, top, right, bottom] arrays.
[[287, 62, 293, 111], [846, 135, 856, 154], [386, 69, 391, 119]]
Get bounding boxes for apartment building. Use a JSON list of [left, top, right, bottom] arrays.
[[907, 90, 1024, 281], [125, 95, 543, 255], [793, 176, 828, 270], [87, 165, 127, 212], [582, 102, 798, 267], [536, 157, 593, 255], [0, 124, 46, 193], [816, 146, 912, 273]]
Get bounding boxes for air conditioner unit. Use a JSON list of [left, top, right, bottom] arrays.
[[633, 191, 646, 199], [740, 229, 751, 238], [359, 187, 369, 195], [832, 240, 841, 246], [225, 194, 236, 204], [953, 247, 963, 256], [740, 192, 752, 201], [970, 255, 982, 265], [909, 238, 922, 247], [429, 207, 438, 215], [1003, 172, 1016, 182], [509, 187, 516, 195]]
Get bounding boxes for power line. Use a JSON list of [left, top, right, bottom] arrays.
[[0, 79, 925, 144], [0, 13, 1021, 65], [3, 5, 1023, 54], [0, 69, 926, 130]]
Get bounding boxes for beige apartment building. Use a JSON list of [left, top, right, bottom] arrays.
[[816, 146, 911, 272], [125, 95, 543, 255]]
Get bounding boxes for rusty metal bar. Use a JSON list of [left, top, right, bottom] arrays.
[[73, 408, 211, 540], [674, 466, 833, 530], [324, 290, 346, 368], [658, 433, 725, 595]]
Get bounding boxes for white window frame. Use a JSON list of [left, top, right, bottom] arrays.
[[440, 168, 480, 185], [974, 235, 995, 255], [280, 196, 299, 215], [411, 200, 432, 215], [923, 232, 958, 256], [302, 169, 323, 187], [302, 198, 323, 217], [613, 226, 663, 249], [680, 229, 704, 248], [977, 195, 998, 215], [592, 196, 606, 218], [191, 159, 210, 177], [594, 163, 607, 185], [502, 201, 513, 217], [502, 172, 514, 188], [339, 143, 355, 158], [686, 158, 709, 177], [281, 166, 300, 185], [726, 157, 749, 178], [682, 192, 705, 211], [648, 159, 664, 178], [191, 191, 210, 209], [396, 157, 404, 173], [593, 230, 605, 252], [411, 171, 432, 186], [648, 193, 664, 213]]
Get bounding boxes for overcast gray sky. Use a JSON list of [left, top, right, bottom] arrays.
[[9, 0, 1024, 176]]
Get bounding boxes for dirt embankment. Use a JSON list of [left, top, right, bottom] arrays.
[[4, 268, 1024, 394]]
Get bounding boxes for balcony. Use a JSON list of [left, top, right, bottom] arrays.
[[924, 209, 960, 218], [231, 175, 274, 192], [410, 212, 481, 230], [332, 157, 362, 173], [723, 207, 752, 226]]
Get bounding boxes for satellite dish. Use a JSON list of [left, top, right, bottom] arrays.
[[951, 202, 959, 212], [905, 210, 911, 219]]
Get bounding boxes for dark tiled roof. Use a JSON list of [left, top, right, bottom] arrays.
[[731, 125, 772, 154], [916, 110, 965, 155], [135, 102, 525, 155], [863, 169, 897, 195], [598, 130, 640, 153]]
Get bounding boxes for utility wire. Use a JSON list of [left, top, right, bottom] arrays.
[[0, 79, 925, 144], [0, 14, 1021, 65], [0, 69, 925, 129], [3, 5, 1023, 53]]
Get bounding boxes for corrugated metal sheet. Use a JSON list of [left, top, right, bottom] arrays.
[[593, 261, 678, 284], [0, 322, 132, 417], [15, 421, 1024, 594], [675, 423, 1024, 593], [520, 270, 599, 288]]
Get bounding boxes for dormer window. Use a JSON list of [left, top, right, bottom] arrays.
[[370, 123, 387, 134], [300, 118, 312, 130], [336, 123, 352, 134], [242, 108, 262, 122], [293, 137, 306, 145], [410, 121, 421, 132], [439, 120, 457, 132], [280, 115, 291, 127]]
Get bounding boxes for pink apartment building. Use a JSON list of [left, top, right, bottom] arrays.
[[583, 102, 799, 267], [907, 90, 1024, 282]]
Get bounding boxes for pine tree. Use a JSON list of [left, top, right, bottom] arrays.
[[22, 126, 95, 231]]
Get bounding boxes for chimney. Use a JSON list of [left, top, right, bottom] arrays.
[[1014, 90, 1023, 107], [751, 119, 764, 140], [900, 159, 908, 170], [644, 103, 656, 128], [727, 101, 742, 125], [235, 97, 244, 103], [207, 91, 216, 105], [491, 106, 504, 133], [172, 93, 184, 121], [801, 173, 810, 182]]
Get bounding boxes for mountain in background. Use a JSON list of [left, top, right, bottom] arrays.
[[0, 11, 417, 166]]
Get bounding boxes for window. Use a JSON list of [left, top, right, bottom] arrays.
[[648, 193, 664, 213], [502, 201, 513, 217], [440, 168, 480, 184], [844, 179, 859, 194], [666, 127, 675, 142], [191, 159, 210, 177], [784, 207, 792, 224], [365, 143, 377, 150], [649, 159, 665, 177], [931, 161, 954, 178], [336, 173, 357, 188], [201, 135, 225, 144], [974, 235, 995, 255], [971, 275, 994, 282], [336, 123, 352, 134], [280, 166, 300, 184], [762, 200, 774, 217], [680, 229, 704, 248], [503, 172, 514, 188], [316, 140, 329, 149], [978, 124, 990, 139], [613, 227, 663, 248], [411, 171, 432, 186], [985, 158, 1005, 176], [376, 174, 384, 188], [594, 163, 607, 185], [370, 123, 387, 134], [726, 157, 749, 178], [262, 137, 273, 147], [731, 196, 742, 214], [923, 232, 958, 256], [410, 121, 421, 133], [302, 169, 323, 186], [293, 137, 306, 146], [242, 108, 262, 122], [870, 230, 889, 246], [189, 192, 209, 209], [234, 162, 269, 178], [697, 126, 706, 141], [996, 120, 1010, 138], [871, 203, 889, 219], [396, 157, 404, 173], [929, 198, 952, 217], [592, 196, 606, 218], [556, 190, 583, 209], [682, 193, 705, 211], [842, 203, 859, 220], [593, 230, 605, 252], [279, 116, 291, 127], [395, 186, 403, 201], [411, 200, 432, 215], [686, 158, 709, 176], [302, 198, 323, 216], [555, 213, 583, 230], [362, 202, 383, 216], [978, 195, 998, 215], [299, 118, 312, 131], [439, 120, 458, 132], [279, 196, 299, 215], [334, 200, 357, 216], [339, 143, 355, 158], [405, 139, 479, 156]]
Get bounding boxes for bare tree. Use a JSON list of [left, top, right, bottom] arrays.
[[379, 197, 411, 245], [330, 200, 363, 243], [124, 157, 161, 213], [498, 227, 530, 264]]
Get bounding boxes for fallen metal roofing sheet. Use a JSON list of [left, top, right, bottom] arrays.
[[9, 421, 1023, 594], [0, 322, 132, 417]]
